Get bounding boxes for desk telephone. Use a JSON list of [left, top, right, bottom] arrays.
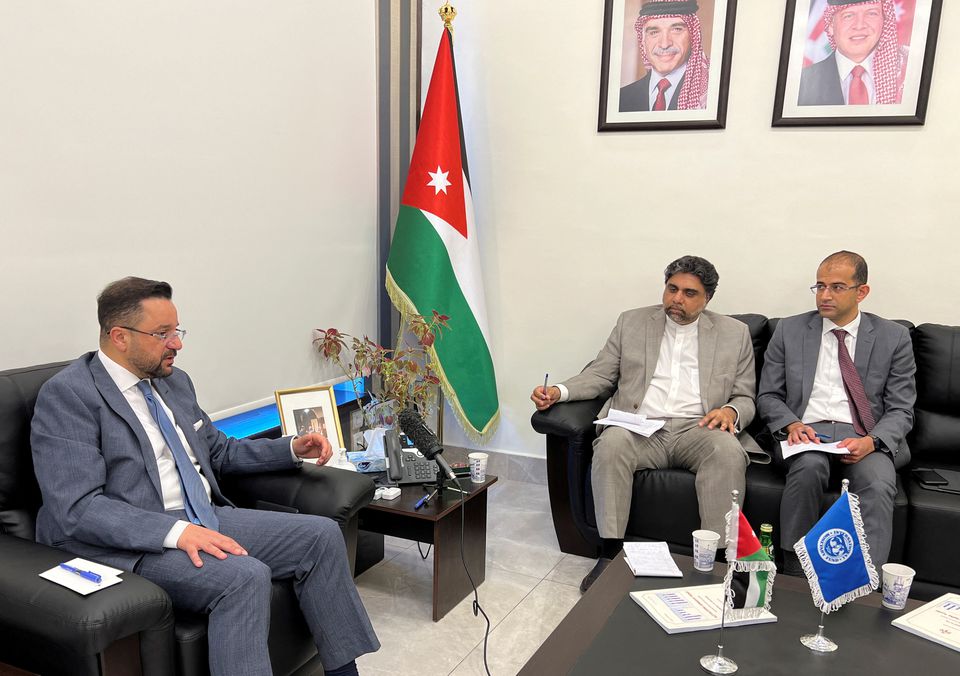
[[385, 430, 439, 485]]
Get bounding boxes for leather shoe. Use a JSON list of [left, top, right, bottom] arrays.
[[580, 557, 612, 594]]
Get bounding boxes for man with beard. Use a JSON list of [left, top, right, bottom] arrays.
[[30, 277, 379, 676], [531, 256, 758, 592], [758, 252, 915, 572], [799, 0, 906, 106], [619, 0, 711, 112]]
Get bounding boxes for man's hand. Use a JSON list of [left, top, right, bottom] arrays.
[[293, 433, 333, 465], [177, 524, 247, 568], [837, 436, 875, 464], [786, 422, 821, 445], [698, 407, 738, 434], [531, 385, 561, 411]]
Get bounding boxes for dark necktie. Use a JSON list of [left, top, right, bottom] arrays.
[[136, 380, 219, 530], [653, 78, 671, 111], [831, 329, 876, 436], [849, 65, 868, 105]]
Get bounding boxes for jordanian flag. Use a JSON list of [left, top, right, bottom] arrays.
[[386, 27, 499, 441], [724, 502, 776, 619]]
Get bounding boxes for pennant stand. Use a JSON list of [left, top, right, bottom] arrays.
[[800, 610, 837, 653], [700, 490, 740, 675]]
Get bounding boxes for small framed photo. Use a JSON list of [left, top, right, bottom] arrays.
[[773, 0, 942, 126], [275, 385, 344, 450], [598, 0, 739, 131]]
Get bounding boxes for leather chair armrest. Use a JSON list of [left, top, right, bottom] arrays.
[[220, 463, 377, 525], [0, 534, 173, 666], [530, 397, 605, 440]]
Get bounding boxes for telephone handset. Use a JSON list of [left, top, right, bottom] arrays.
[[385, 428, 438, 485]]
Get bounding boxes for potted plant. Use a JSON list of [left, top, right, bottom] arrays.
[[313, 312, 449, 450]]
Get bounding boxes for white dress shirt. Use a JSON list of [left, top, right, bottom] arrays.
[[647, 63, 688, 110], [638, 315, 704, 419], [801, 313, 861, 425], [835, 50, 877, 105]]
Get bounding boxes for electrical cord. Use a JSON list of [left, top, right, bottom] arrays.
[[454, 476, 491, 676], [417, 542, 432, 560]]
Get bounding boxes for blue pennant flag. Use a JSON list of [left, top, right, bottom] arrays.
[[794, 489, 879, 613]]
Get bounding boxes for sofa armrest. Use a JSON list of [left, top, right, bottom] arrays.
[[0, 534, 173, 671], [220, 463, 377, 525], [530, 397, 605, 440]]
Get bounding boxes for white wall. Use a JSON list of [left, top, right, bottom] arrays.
[[422, 1, 960, 457], [0, 2, 378, 413]]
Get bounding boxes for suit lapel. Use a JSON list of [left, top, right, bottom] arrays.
[[854, 314, 876, 383], [697, 312, 717, 410], [644, 310, 666, 395], [89, 357, 164, 501], [801, 314, 822, 411]]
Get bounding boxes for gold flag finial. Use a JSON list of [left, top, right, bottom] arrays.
[[439, 2, 456, 32]]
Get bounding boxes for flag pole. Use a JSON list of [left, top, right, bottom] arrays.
[[699, 490, 739, 674], [799, 480, 849, 653]]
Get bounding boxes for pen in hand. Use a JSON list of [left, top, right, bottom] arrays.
[[60, 562, 102, 584], [543, 373, 549, 402], [815, 434, 832, 441]]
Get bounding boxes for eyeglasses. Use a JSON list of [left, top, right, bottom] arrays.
[[119, 326, 187, 342], [809, 284, 861, 295]]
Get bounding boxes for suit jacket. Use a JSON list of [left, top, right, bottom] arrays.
[[619, 71, 685, 112], [31, 352, 298, 570], [798, 52, 845, 106], [561, 306, 760, 454], [756, 312, 917, 469]]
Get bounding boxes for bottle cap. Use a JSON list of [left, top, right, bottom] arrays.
[[760, 523, 773, 533]]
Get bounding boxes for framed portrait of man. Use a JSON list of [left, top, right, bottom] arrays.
[[598, 0, 738, 131], [773, 0, 942, 126]]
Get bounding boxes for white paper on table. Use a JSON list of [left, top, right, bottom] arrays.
[[623, 542, 683, 577], [779, 440, 849, 460], [891, 592, 960, 653], [594, 408, 665, 437], [39, 557, 124, 595], [631, 584, 777, 634]]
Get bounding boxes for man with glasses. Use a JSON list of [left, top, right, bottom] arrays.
[[757, 252, 916, 572], [30, 277, 379, 676]]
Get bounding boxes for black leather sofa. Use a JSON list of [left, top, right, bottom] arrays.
[[532, 316, 960, 601], [0, 361, 377, 676]]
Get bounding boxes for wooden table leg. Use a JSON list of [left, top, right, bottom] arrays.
[[431, 491, 488, 621]]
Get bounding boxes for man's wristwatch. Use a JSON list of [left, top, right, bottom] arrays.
[[870, 435, 884, 451]]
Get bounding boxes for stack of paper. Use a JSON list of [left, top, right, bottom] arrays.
[[623, 542, 683, 577], [891, 592, 960, 653], [779, 440, 848, 460], [40, 558, 124, 595], [594, 408, 665, 437], [632, 584, 777, 634]]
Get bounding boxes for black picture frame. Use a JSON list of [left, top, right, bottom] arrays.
[[773, 0, 942, 127], [598, 0, 738, 132]]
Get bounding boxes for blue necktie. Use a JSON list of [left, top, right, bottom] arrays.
[[136, 380, 219, 530]]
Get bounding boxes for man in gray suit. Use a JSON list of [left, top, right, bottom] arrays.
[[532, 256, 757, 591], [758, 252, 915, 572], [31, 277, 379, 676]]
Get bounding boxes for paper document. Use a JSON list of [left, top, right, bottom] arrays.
[[892, 592, 960, 653], [631, 584, 777, 634], [40, 558, 124, 595], [623, 542, 683, 577], [594, 408, 665, 437], [779, 440, 849, 460]]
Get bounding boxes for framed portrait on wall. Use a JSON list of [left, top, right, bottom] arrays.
[[773, 0, 942, 126], [598, 0, 738, 131], [275, 385, 345, 451]]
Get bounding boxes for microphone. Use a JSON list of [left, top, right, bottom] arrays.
[[398, 408, 457, 481]]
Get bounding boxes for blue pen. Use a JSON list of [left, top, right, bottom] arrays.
[[816, 434, 832, 441], [60, 563, 102, 584]]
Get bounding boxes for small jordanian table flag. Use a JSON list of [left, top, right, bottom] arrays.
[[385, 4, 500, 441], [795, 480, 879, 613], [724, 495, 776, 619]]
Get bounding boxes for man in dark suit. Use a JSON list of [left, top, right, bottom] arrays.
[[619, 0, 710, 112], [532, 256, 759, 591], [758, 252, 916, 572], [798, 0, 905, 106], [31, 277, 379, 676]]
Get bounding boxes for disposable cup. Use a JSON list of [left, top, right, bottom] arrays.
[[881, 563, 915, 610], [692, 529, 721, 572], [468, 452, 489, 483]]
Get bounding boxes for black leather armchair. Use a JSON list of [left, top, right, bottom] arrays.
[[0, 362, 376, 676]]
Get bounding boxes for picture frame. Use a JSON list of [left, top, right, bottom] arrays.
[[772, 0, 942, 127], [598, 0, 738, 131], [275, 385, 344, 450]]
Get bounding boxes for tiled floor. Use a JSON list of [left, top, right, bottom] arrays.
[[355, 479, 595, 676]]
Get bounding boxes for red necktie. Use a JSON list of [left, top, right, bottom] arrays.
[[849, 65, 868, 105], [653, 78, 671, 111], [832, 329, 876, 435]]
